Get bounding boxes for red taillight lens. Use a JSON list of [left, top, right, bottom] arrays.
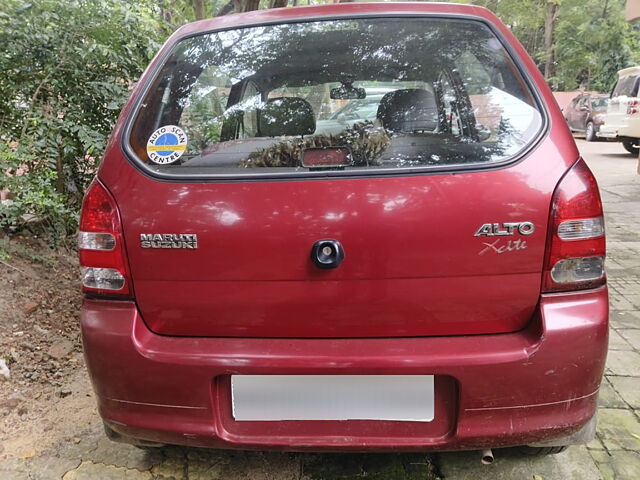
[[78, 179, 132, 297], [543, 159, 606, 293]]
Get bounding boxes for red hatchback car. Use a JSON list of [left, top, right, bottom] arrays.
[[79, 2, 608, 455]]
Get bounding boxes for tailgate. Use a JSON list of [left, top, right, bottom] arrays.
[[118, 166, 555, 338]]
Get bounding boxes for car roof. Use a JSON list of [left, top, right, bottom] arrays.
[[617, 66, 640, 78]]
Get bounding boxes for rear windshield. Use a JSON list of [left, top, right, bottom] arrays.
[[612, 75, 640, 98], [127, 18, 543, 177]]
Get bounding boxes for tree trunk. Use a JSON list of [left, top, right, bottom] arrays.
[[56, 151, 65, 194], [543, 1, 558, 81], [192, 0, 206, 20], [269, 0, 288, 8], [216, 0, 235, 16], [233, 0, 260, 13]]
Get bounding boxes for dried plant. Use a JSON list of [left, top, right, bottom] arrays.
[[240, 121, 390, 168]]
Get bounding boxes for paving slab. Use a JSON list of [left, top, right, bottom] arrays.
[[596, 408, 640, 451], [610, 311, 640, 330], [608, 376, 640, 409], [608, 329, 633, 351], [0, 456, 81, 480], [598, 377, 627, 408], [618, 329, 640, 350], [624, 295, 640, 310], [605, 350, 640, 377], [608, 275, 640, 296], [586, 436, 606, 451], [589, 450, 615, 480], [84, 437, 163, 471], [438, 446, 600, 480], [590, 450, 640, 480], [609, 295, 637, 311]]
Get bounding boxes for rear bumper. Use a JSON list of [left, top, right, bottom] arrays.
[[81, 287, 608, 451], [597, 124, 618, 138], [598, 120, 640, 139]]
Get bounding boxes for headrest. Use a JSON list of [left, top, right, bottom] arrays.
[[258, 97, 316, 137], [376, 89, 439, 133]]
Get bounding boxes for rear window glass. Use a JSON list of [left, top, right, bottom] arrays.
[[127, 18, 543, 176], [612, 75, 640, 98]]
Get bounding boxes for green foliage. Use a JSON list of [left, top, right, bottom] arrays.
[[473, 0, 640, 91], [0, 0, 162, 241], [553, 0, 639, 91], [0, 141, 71, 242]]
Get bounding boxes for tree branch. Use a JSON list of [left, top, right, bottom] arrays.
[[20, 43, 68, 139]]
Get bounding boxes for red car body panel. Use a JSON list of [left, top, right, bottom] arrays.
[[82, 287, 607, 450], [104, 150, 570, 338], [82, 2, 607, 451]]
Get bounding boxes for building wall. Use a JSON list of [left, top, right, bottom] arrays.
[[627, 0, 640, 21]]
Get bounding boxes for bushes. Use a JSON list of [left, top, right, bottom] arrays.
[[0, 0, 162, 242], [0, 141, 72, 241]]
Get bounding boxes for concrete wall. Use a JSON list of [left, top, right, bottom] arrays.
[[627, 0, 640, 21]]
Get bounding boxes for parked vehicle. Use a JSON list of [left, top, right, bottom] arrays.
[[564, 93, 608, 141], [314, 88, 393, 135], [598, 66, 640, 153], [79, 2, 608, 456]]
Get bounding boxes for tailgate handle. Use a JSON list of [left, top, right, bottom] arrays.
[[311, 239, 345, 269]]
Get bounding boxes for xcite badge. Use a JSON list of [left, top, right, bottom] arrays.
[[140, 233, 198, 249], [474, 222, 534, 256]]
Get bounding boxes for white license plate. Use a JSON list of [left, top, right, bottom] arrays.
[[231, 375, 434, 422]]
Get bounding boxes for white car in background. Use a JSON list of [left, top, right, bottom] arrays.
[[598, 66, 640, 154], [314, 88, 393, 134]]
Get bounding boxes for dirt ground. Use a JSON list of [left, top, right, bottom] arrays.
[[0, 237, 94, 459]]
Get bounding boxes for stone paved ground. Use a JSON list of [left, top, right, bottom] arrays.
[[1, 139, 639, 479], [577, 139, 640, 480]]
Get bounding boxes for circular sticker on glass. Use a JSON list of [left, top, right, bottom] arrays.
[[146, 126, 187, 165]]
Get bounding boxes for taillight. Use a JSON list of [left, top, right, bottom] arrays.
[[78, 179, 132, 297], [627, 99, 640, 115], [542, 159, 606, 293]]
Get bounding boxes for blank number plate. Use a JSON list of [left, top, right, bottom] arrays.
[[231, 375, 434, 422]]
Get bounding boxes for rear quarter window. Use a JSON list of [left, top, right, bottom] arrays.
[[126, 17, 544, 177]]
